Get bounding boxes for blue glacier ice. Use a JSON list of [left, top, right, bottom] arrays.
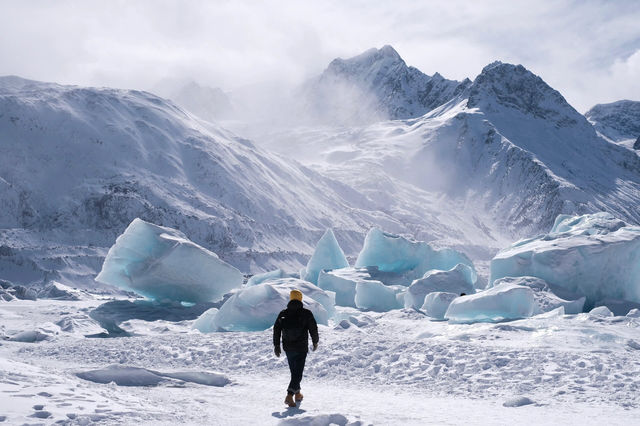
[[354, 280, 402, 312], [445, 282, 535, 323], [95, 218, 243, 303], [491, 276, 585, 315], [422, 292, 458, 320], [302, 229, 349, 284], [246, 269, 287, 286], [317, 267, 376, 307], [193, 279, 330, 332], [404, 264, 475, 310], [355, 228, 477, 286], [490, 213, 640, 308]]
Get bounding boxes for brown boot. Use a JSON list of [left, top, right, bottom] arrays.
[[295, 392, 304, 401], [284, 394, 296, 407]]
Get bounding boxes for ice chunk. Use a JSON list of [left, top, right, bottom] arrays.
[[404, 264, 475, 309], [246, 269, 286, 286], [195, 279, 330, 332], [627, 309, 640, 318], [38, 282, 92, 300], [56, 314, 107, 336], [265, 278, 335, 317], [9, 324, 58, 342], [354, 280, 402, 312], [422, 292, 458, 320], [355, 228, 477, 285], [445, 282, 535, 323], [492, 276, 585, 314], [9, 285, 37, 300], [503, 396, 535, 407], [589, 306, 614, 317], [318, 267, 380, 307], [76, 365, 230, 387], [491, 213, 640, 307], [593, 298, 640, 316], [192, 308, 219, 332], [302, 229, 349, 284], [0, 288, 14, 301], [95, 218, 243, 303]]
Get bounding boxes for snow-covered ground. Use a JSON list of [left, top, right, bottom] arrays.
[[1, 298, 639, 425]]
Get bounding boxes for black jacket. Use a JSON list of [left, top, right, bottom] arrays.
[[273, 300, 319, 353]]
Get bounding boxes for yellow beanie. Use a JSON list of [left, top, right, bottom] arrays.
[[290, 290, 303, 302]]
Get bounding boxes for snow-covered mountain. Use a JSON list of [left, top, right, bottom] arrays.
[[256, 58, 640, 241], [154, 80, 235, 122], [298, 45, 468, 124], [0, 76, 404, 287], [585, 100, 640, 147]]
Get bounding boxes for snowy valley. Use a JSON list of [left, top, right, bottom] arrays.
[[1, 44, 640, 425]]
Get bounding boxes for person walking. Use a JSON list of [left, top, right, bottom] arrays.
[[273, 289, 319, 407]]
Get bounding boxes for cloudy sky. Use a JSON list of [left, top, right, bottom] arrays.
[[1, 0, 638, 112]]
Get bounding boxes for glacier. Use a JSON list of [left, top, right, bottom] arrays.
[[355, 228, 477, 286], [404, 264, 476, 310], [194, 279, 330, 332], [490, 213, 640, 308], [301, 229, 349, 285], [445, 282, 535, 323], [422, 292, 459, 320], [95, 218, 243, 303]]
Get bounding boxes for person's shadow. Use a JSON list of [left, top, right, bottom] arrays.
[[271, 401, 306, 419]]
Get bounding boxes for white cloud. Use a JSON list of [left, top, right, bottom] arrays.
[[0, 0, 638, 111]]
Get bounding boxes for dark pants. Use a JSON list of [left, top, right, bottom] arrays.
[[285, 351, 307, 395]]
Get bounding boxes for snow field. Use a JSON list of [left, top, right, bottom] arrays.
[[2, 299, 640, 424]]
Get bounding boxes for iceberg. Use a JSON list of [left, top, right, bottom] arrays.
[[422, 292, 458, 320], [355, 228, 477, 286], [404, 264, 475, 310], [491, 276, 585, 315], [246, 269, 287, 286], [302, 229, 349, 284], [445, 282, 535, 323], [195, 279, 330, 332], [96, 218, 243, 303], [354, 280, 402, 312], [491, 213, 640, 308]]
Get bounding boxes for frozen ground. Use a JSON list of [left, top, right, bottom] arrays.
[[1, 299, 639, 425]]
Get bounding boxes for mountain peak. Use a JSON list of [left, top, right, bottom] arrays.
[[328, 45, 404, 71], [585, 100, 640, 142], [468, 61, 580, 126], [303, 46, 463, 122]]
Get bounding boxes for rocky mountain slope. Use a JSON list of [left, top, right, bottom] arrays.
[[256, 56, 640, 241], [298, 45, 469, 124], [0, 76, 393, 287], [585, 100, 640, 148]]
